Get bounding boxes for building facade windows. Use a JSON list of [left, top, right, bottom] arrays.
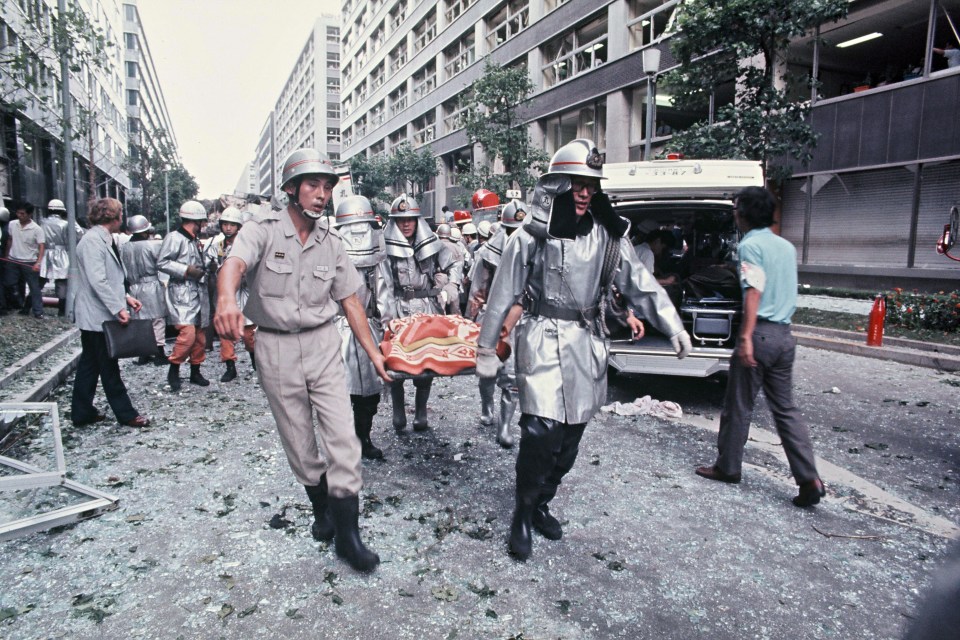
[[413, 9, 437, 53], [485, 0, 529, 51], [327, 51, 340, 68], [444, 30, 476, 79], [442, 91, 473, 134], [626, 0, 678, 51], [390, 0, 407, 30], [390, 84, 408, 116], [327, 77, 340, 94], [371, 62, 385, 91], [541, 14, 607, 87], [413, 60, 437, 100], [412, 111, 436, 147], [389, 42, 408, 74], [445, 0, 478, 24], [543, 100, 606, 155]]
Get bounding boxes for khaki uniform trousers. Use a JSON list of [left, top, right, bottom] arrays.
[[256, 322, 362, 496], [169, 324, 206, 365]]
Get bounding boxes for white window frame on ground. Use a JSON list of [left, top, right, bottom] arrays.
[[0, 403, 119, 541], [444, 31, 476, 79], [445, 0, 478, 24], [626, 0, 678, 51], [413, 10, 438, 53], [485, 0, 529, 51], [541, 15, 608, 88]]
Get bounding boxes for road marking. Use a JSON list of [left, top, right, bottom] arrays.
[[680, 413, 960, 540]]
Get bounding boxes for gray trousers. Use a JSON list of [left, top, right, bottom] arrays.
[[715, 321, 819, 484]]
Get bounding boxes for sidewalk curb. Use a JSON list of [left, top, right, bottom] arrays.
[[794, 328, 960, 372], [0, 328, 80, 392], [794, 324, 960, 356]]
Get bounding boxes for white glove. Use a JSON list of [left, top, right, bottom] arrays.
[[475, 347, 500, 379], [670, 331, 692, 359], [439, 290, 450, 306]]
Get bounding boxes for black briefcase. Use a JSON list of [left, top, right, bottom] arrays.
[[102, 319, 157, 359]]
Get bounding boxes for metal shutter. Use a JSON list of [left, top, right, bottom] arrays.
[[915, 161, 960, 271], [779, 177, 806, 254]]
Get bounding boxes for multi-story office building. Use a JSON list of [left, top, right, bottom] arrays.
[[232, 161, 258, 198], [342, 0, 959, 288], [254, 15, 341, 200], [122, 0, 179, 208], [1, 0, 132, 216]]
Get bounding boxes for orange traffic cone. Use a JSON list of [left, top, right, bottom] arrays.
[[866, 294, 886, 347]]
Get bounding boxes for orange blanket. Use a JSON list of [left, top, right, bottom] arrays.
[[380, 314, 507, 376]]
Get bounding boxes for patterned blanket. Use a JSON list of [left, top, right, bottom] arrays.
[[380, 314, 507, 376]]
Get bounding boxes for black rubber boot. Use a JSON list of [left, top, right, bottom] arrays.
[[220, 360, 237, 382], [533, 422, 586, 541], [533, 486, 563, 541], [250, 350, 256, 371], [479, 378, 496, 426], [412, 380, 431, 431], [509, 494, 537, 561], [327, 494, 380, 572], [153, 345, 169, 366], [353, 394, 383, 460], [57, 298, 66, 317], [167, 363, 182, 391], [497, 387, 518, 448], [136, 354, 153, 365], [189, 364, 210, 387], [508, 415, 565, 560], [391, 382, 407, 432], [304, 476, 334, 542]]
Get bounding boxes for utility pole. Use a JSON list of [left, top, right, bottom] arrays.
[[59, 0, 78, 321]]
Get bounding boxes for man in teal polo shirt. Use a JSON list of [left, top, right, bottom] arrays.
[[695, 186, 826, 508]]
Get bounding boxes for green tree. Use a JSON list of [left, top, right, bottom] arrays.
[[460, 57, 548, 198], [387, 142, 439, 196], [124, 130, 198, 229], [349, 153, 392, 210], [663, 0, 848, 183]]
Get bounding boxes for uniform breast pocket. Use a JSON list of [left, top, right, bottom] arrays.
[[261, 259, 293, 299], [308, 264, 336, 306]]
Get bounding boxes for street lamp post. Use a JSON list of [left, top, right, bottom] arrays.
[[164, 169, 170, 235], [643, 48, 661, 161]]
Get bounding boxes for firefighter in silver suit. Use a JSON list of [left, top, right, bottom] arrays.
[[335, 195, 386, 459], [40, 198, 82, 315], [475, 139, 693, 560], [205, 206, 255, 382], [436, 223, 465, 314], [120, 214, 168, 365], [376, 193, 460, 432], [158, 200, 211, 391], [467, 199, 526, 448]]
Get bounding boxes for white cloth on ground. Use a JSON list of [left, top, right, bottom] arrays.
[[601, 395, 683, 420]]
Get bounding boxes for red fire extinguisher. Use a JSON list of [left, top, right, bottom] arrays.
[[866, 294, 886, 346]]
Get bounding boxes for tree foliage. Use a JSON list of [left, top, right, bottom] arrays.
[[348, 142, 438, 212], [664, 0, 848, 183], [459, 57, 548, 198], [124, 130, 198, 228]]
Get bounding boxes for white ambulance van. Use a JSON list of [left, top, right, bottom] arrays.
[[603, 157, 765, 378]]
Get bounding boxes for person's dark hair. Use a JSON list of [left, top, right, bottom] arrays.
[[15, 201, 35, 215], [647, 229, 677, 249], [734, 186, 777, 230]]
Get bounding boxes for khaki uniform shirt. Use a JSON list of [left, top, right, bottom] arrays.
[[229, 209, 362, 331]]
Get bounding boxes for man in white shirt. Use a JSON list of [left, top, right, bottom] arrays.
[[3, 201, 46, 318]]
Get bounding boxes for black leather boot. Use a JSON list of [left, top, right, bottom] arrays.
[[167, 363, 182, 391], [304, 476, 334, 541], [189, 364, 210, 387], [479, 378, 496, 426], [353, 395, 383, 460], [327, 494, 380, 572], [412, 381, 431, 431], [153, 345, 169, 366], [390, 382, 406, 432], [220, 360, 237, 382]]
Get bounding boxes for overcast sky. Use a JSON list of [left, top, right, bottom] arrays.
[[136, 0, 342, 198]]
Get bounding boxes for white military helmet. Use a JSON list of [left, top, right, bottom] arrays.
[[126, 214, 152, 235], [179, 200, 207, 221], [450, 227, 462, 241], [545, 138, 607, 180], [47, 198, 67, 212], [0, 207, 9, 223], [218, 206, 244, 226], [389, 193, 421, 218], [280, 148, 338, 189], [461, 222, 477, 236], [436, 223, 451, 240], [500, 199, 527, 228], [490, 221, 502, 235], [335, 195, 377, 227], [477, 220, 492, 239]]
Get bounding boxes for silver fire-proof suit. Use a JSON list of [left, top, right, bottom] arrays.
[[376, 218, 459, 322], [478, 176, 684, 424], [157, 228, 209, 326], [337, 223, 386, 397], [40, 215, 82, 280], [205, 233, 252, 326], [120, 238, 166, 320]]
